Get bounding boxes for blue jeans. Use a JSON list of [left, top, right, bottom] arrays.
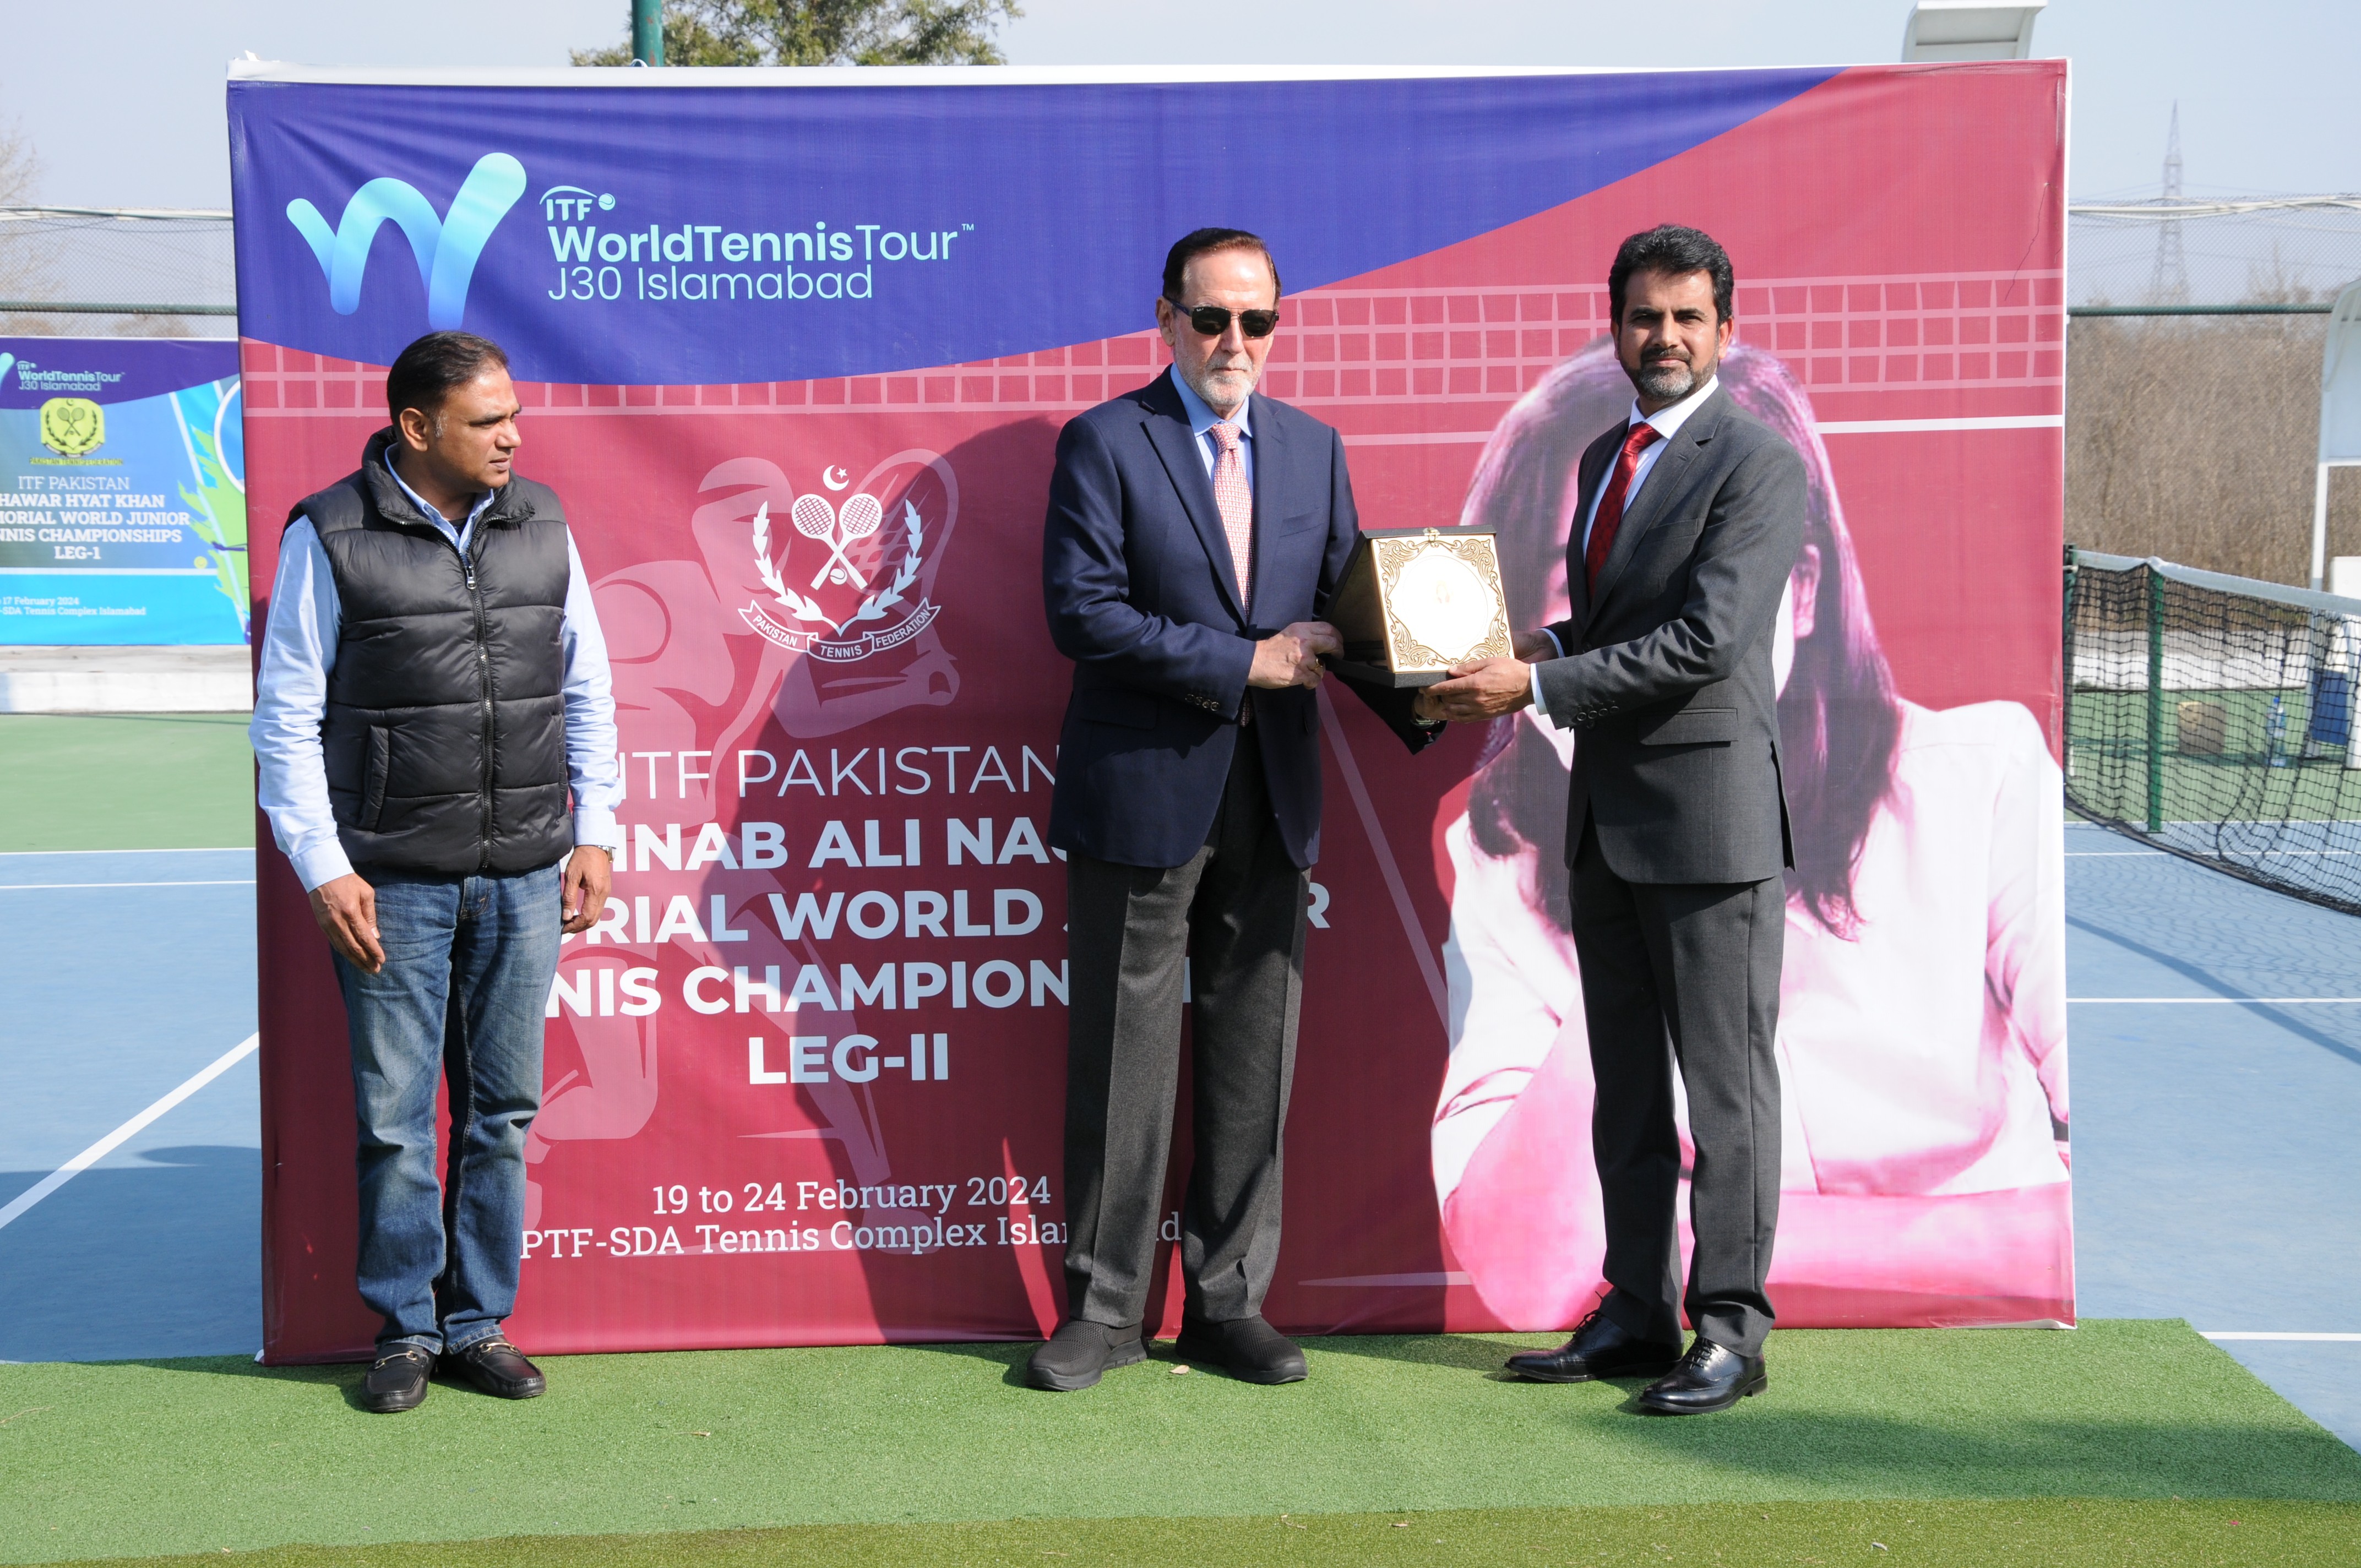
[[332, 862, 562, 1355]]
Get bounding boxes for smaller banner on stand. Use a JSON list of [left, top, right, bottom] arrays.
[[0, 337, 247, 644]]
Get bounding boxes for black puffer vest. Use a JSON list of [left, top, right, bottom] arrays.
[[292, 429, 573, 875]]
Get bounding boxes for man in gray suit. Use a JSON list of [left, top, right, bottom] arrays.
[[1423, 225, 1803, 1415]]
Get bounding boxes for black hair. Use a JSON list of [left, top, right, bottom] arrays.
[[1607, 225, 1736, 326], [385, 331, 510, 422], [1161, 228, 1282, 303]]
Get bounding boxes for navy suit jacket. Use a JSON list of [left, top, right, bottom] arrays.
[[1044, 369, 1433, 869]]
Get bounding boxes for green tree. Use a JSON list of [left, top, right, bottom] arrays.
[[572, 0, 1021, 67]]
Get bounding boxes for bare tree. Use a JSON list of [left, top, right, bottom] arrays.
[[573, 0, 1021, 67], [0, 115, 59, 335], [2067, 314, 2361, 585]]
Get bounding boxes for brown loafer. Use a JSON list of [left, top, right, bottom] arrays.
[[361, 1346, 434, 1413], [452, 1337, 546, 1399]]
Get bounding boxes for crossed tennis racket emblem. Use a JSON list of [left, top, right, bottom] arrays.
[[791, 491, 884, 588]]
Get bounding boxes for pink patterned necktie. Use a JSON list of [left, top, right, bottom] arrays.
[[1208, 419, 1253, 608]]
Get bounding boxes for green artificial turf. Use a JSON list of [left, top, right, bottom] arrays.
[[27, 1500, 2361, 1568], [3, 1322, 2355, 1564], [0, 714, 252, 851]]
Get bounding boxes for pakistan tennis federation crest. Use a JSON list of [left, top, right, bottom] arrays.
[[739, 470, 940, 661], [39, 398, 105, 457]]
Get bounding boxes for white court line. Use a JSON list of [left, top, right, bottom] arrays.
[[2065, 851, 2167, 857], [1342, 416, 2062, 445], [1817, 415, 2063, 434], [1316, 685, 1448, 1028], [2202, 1332, 2361, 1342], [0, 1033, 260, 1235], [2069, 997, 2361, 1004], [0, 880, 255, 890], [0, 847, 249, 857]]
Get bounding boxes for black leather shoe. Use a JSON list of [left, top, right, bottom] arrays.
[[1026, 1320, 1146, 1391], [360, 1347, 434, 1413], [453, 1337, 547, 1400], [1172, 1314, 1307, 1384], [1636, 1338, 1766, 1414], [1505, 1308, 1683, 1383]]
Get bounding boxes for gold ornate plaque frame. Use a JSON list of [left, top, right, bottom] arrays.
[[1324, 526, 1512, 688]]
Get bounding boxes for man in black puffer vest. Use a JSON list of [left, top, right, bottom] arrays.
[[251, 333, 623, 1413]]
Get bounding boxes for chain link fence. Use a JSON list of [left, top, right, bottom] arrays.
[[2069, 195, 2361, 309], [0, 207, 235, 337], [2064, 198, 2361, 586]]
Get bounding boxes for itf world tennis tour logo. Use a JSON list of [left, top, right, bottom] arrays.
[[285, 153, 527, 329], [741, 465, 942, 662]]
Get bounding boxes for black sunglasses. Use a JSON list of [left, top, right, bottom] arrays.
[[1164, 298, 1282, 339]]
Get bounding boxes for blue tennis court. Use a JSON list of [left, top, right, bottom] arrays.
[[2, 826, 2355, 1449]]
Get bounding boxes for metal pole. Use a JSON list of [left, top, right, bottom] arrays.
[[2147, 565, 2167, 834], [632, 0, 664, 66], [2314, 462, 2333, 591], [0, 300, 234, 315], [2061, 544, 2077, 793], [2068, 302, 2332, 318]]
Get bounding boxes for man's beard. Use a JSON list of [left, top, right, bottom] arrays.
[[1633, 354, 1698, 401], [1188, 358, 1258, 411]]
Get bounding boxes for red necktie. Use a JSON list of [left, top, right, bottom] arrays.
[[1584, 422, 1662, 596]]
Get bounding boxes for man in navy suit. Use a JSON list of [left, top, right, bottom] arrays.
[[1032, 228, 1438, 1390]]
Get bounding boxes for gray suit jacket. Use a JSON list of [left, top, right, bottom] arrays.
[[1535, 386, 1804, 886]]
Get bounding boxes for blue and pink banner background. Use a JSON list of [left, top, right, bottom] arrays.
[[1, 337, 246, 644], [230, 62, 2070, 1362]]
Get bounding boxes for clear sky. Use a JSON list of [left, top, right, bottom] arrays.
[[4, 0, 2352, 209]]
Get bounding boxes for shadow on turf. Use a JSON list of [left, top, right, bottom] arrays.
[[1301, 1332, 1558, 1377], [896, 1330, 1675, 1391], [96, 1353, 564, 1414], [892, 1336, 1322, 1389]]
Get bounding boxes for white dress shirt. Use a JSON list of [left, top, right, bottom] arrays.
[[249, 451, 625, 891], [1530, 374, 1722, 716]]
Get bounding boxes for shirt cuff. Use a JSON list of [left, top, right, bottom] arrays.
[[1528, 627, 1565, 719], [573, 807, 624, 853], [291, 840, 355, 893]]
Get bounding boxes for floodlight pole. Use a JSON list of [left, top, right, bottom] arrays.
[[633, 0, 665, 66]]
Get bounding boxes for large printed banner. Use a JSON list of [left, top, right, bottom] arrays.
[[230, 62, 2070, 1362], [0, 337, 247, 644]]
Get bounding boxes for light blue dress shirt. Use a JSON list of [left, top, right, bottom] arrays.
[[1170, 368, 1255, 489], [249, 452, 625, 891]]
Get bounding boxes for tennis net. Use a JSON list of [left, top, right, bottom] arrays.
[[2065, 547, 2361, 913]]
